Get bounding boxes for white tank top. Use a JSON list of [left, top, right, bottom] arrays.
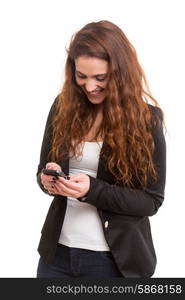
[[58, 141, 110, 251]]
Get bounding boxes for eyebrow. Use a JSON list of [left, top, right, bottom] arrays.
[[76, 70, 108, 77]]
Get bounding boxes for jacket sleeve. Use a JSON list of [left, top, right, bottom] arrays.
[[78, 106, 166, 217], [36, 97, 58, 195]]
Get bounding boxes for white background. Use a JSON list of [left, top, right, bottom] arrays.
[[0, 0, 184, 277]]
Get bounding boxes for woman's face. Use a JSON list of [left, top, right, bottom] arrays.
[[75, 55, 109, 105]]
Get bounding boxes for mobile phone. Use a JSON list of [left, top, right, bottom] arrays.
[[42, 168, 70, 179]]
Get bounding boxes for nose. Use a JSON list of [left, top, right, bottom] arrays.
[[84, 80, 97, 92]]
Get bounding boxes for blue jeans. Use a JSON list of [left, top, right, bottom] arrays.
[[37, 243, 123, 278]]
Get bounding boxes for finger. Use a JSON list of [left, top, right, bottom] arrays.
[[57, 176, 80, 191], [69, 176, 80, 182], [44, 179, 56, 188], [48, 189, 56, 195], [46, 162, 62, 171], [51, 183, 69, 197], [54, 181, 79, 197], [48, 184, 58, 195], [42, 175, 57, 184], [41, 173, 53, 183], [44, 185, 54, 191], [69, 174, 86, 182], [45, 163, 53, 169]]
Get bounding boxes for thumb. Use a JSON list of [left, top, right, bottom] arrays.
[[46, 162, 61, 171], [70, 173, 88, 182], [69, 174, 83, 182]]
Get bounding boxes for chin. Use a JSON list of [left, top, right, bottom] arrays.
[[88, 97, 105, 105]]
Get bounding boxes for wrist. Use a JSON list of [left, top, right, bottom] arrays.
[[77, 191, 89, 202]]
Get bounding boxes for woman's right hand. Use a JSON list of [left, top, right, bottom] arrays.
[[40, 162, 62, 194]]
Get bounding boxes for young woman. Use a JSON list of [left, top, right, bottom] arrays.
[[36, 20, 166, 278]]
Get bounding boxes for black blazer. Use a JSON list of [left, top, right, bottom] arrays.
[[37, 98, 166, 278]]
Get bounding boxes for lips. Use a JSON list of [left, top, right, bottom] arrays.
[[88, 89, 104, 97]]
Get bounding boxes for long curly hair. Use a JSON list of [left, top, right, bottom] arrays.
[[50, 20, 164, 188]]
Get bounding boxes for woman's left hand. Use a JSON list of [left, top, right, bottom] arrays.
[[50, 173, 90, 198]]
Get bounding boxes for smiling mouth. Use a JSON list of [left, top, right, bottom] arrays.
[[87, 89, 104, 97]]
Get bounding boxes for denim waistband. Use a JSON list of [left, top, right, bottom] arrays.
[[57, 243, 111, 254]]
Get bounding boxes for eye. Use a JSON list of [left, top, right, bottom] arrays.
[[76, 73, 86, 79], [96, 77, 106, 82]]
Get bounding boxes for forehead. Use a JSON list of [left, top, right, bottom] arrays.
[[75, 55, 108, 75]]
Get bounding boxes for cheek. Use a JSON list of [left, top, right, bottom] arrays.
[[101, 81, 108, 89], [75, 75, 83, 86], [101, 83, 107, 89]]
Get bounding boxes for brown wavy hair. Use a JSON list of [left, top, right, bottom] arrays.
[[50, 20, 164, 188]]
